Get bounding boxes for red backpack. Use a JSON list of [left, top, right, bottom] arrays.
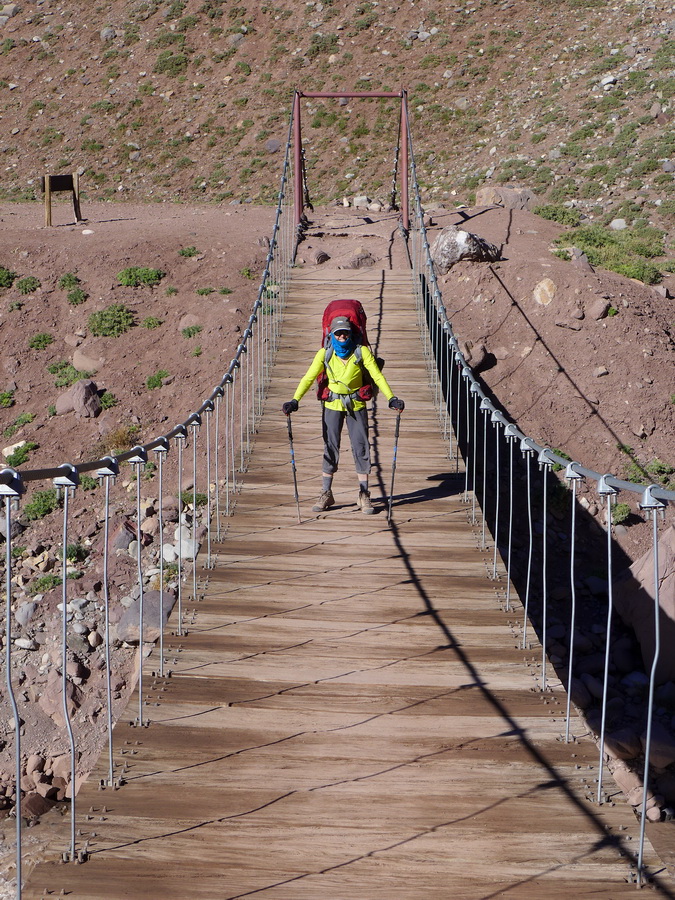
[[315, 299, 383, 402]]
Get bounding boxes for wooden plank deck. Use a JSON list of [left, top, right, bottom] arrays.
[[23, 267, 668, 898]]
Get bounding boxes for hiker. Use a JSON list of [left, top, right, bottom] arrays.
[[282, 313, 404, 514]]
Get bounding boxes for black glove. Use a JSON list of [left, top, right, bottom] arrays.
[[283, 399, 299, 416], [389, 397, 405, 411]]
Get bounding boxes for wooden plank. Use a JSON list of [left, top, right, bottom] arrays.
[[23, 265, 667, 899]]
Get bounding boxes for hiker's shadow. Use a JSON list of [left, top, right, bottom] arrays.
[[389, 472, 464, 508]]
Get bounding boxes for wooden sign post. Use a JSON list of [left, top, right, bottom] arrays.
[[40, 173, 84, 226]]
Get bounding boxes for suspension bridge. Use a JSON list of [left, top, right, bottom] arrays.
[[2, 92, 674, 897]]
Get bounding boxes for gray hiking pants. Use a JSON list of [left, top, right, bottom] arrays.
[[321, 406, 370, 475]]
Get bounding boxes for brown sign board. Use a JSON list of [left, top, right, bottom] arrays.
[[40, 174, 75, 192]]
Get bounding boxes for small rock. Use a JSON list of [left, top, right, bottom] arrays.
[[14, 637, 38, 651], [21, 792, 54, 819], [312, 249, 330, 265], [533, 278, 557, 307], [588, 299, 610, 320], [592, 366, 609, 377], [580, 672, 604, 700], [642, 721, 675, 769], [88, 630, 103, 648], [15, 601, 37, 628], [609, 218, 627, 231], [604, 728, 642, 760]]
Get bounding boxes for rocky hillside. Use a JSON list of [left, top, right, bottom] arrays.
[[0, 0, 673, 261]]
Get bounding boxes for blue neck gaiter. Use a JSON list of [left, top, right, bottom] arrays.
[[331, 334, 354, 358]]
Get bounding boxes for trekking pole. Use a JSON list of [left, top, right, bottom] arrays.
[[286, 414, 302, 524], [387, 411, 402, 524]]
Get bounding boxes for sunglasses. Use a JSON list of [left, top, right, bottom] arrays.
[[334, 330, 351, 338]]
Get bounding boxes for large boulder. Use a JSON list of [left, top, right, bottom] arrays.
[[614, 525, 675, 684], [114, 590, 177, 644], [55, 379, 101, 418], [476, 185, 539, 210], [430, 226, 501, 274]]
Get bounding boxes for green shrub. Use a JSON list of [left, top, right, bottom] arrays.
[[67, 288, 88, 305], [47, 404, 56, 417], [23, 489, 61, 520], [16, 276, 40, 295], [196, 287, 214, 296], [5, 441, 38, 467], [165, 286, 178, 296], [219, 286, 233, 294], [181, 490, 207, 507], [3, 413, 35, 438], [182, 324, 202, 338], [0, 266, 16, 288], [554, 225, 665, 284], [58, 272, 80, 290], [0, 390, 15, 408], [47, 361, 92, 388], [88, 304, 135, 336], [8, 300, 22, 312], [307, 33, 339, 58], [179, 246, 199, 257], [117, 267, 164, 287], [57, 542, 88, 563], [146, 369, 169, 389], [28, 332, 54, 350], [612, 502, 632, 526], [28, 573, 62, 595], [191, 345, 202, 357], [141, 316, 163, 329], [100, 391, 118, 409], [154, 50, 188, 76], [536, 205, 582, 227], [79, 474, 99, 491]]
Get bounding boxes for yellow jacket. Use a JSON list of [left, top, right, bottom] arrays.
[[293, 345, 394, 412]]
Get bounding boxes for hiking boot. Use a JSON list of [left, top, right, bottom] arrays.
[[312, 489, 335, 512], [357, 488, 375, 514]]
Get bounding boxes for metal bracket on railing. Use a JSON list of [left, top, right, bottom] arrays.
[[491, 410, 507, 427], [96, 456, 119, 480], [565, 461, 584, 482], [53, 463, 80, 490], [469, 381, 481, 396], [187, 413, 202, 430], [201, 400, 215, 415], [479, 397, 493, 413], [0, 468, 25, 498], [597, 473, 617, 497], [640, 484, 667, 518], [537, 447, 555, 470], [152, 437, 170, 455], [127, 446, 148, 466], [173, 424, 188, 441], [504, 423, 519, 442], [520, 436, 538, 458]]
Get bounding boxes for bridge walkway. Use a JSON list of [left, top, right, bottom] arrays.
[[23, 266, 664, 898]]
